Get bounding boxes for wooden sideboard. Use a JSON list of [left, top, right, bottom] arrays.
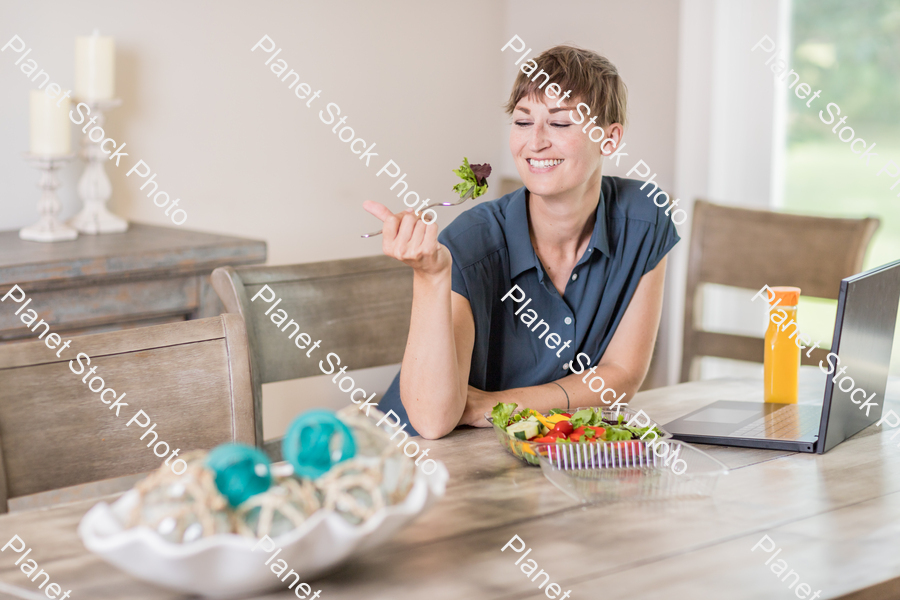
[[0, 223, 266, 343]]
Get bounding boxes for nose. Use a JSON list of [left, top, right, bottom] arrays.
[[528, 121, 551, 153]]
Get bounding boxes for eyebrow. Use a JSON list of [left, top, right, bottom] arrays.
[[515, 106, 574, 115]]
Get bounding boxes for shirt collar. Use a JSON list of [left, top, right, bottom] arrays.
[[506, 185, 612, 280]]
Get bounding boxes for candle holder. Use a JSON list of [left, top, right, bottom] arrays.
[[69, 98, 128, 234], [20, 153, 79, 243]]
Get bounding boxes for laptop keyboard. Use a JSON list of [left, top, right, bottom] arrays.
[[731, 405, 821, 440]]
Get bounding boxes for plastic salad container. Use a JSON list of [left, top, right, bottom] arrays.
[[485, 406, 672, 466], [539, 438, 729, 503]]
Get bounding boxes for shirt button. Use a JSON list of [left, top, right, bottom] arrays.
[[571, 273, 578, 281], [565, 317, 572, 325]]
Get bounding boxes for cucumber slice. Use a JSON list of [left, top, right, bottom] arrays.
[[507, 420, 540, 440]]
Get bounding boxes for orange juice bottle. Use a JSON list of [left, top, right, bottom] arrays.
[[764, 287, 801, 403]]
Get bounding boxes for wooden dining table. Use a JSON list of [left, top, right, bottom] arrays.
[[2, 370, 900, 600]]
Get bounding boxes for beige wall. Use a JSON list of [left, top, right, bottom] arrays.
[[1, 0, 507, 263], [1, 0, 681, 438]]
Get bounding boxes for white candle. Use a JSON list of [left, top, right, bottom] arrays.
[[30, 90, 71, 156], [75, 32, 115, 100]]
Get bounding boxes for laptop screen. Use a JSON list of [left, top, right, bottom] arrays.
[[818, 260, 900, 453]]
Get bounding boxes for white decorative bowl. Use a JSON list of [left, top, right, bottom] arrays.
[[78, 462, 448, 598]]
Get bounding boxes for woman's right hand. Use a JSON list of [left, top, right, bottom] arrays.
[[363, 201, 452, 277]]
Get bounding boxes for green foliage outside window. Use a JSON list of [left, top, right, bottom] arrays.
[[784, 0, 900, 371]]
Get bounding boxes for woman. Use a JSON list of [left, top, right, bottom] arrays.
[[364, 45, 679, 439]]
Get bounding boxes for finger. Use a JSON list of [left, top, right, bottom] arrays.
[[363, 200, 394, 222], [396, 212, 418, 243], [423, 218, 440, 248], [382, 213, 401, 245], [409, 218, 427, 249]]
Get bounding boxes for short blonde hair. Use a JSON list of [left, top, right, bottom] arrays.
[[504, 45, 627, 127]]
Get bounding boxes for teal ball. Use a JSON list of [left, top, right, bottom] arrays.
[[283, 410, 356, 479], [205, 443, 272, 507]]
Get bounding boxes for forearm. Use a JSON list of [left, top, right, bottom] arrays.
[[495, 361, 639, 413], [363, 200, 472, 439], [400, 270, 464, 438]]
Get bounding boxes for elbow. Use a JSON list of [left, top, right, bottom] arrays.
[[621, 377, 641, 400], [606, 362, 643, 401], [410, 418, 453, 440], [406, 402, 457, 439], [399, 387, 460, 440], [618, 382, 641, 404]]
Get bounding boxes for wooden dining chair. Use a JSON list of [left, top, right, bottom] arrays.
[[0, 314, 254, 513], [680, 199, 880, 382], [497, 177, 524, 198], [212, 256, 414, 456]]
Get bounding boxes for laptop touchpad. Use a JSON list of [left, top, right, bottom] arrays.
[[664, 401, 776, 437], [683, 408, 760, 423]]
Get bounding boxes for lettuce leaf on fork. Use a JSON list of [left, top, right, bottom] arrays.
[[452, 157, 492, 199]]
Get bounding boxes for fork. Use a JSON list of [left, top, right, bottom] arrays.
[[361, 187, 476, 238]]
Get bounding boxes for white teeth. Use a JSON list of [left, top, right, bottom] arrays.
[[530, 159, 562, 168]]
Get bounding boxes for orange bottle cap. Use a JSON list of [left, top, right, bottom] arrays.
[[770, 286, 801, 306]]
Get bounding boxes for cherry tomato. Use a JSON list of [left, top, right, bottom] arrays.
[[551, 421, 574, 436]]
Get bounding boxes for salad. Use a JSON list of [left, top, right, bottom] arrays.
[[490, 402, 663, 445], [452, 157, 491, 199]]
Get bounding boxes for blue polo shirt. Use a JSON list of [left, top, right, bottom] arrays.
[[378, 176, 680, 435]]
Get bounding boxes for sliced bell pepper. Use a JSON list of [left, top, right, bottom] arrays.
[[531, 435, 558, 444], [533, 413, 555, 431], [570, 425, 606, 442]]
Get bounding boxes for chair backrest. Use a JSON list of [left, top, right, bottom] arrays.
[[211, 256, 414, 444], [681, 199, 880, 382], [0, 314, 254, 512], [498, 177, 524, 198]]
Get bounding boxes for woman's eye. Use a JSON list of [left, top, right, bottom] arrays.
[[551, 123, 572, 128], [515, 121, 532, 127]]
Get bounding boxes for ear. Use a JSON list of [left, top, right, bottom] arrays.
[[600, 123, 625, 156]]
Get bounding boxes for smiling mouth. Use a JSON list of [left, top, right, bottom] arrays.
[[527, 158, 564, 169]]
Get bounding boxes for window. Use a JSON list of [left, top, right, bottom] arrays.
[[782, 0, 900, 374]]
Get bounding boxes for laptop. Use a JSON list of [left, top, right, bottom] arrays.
[[664, 259, 900, 453]]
